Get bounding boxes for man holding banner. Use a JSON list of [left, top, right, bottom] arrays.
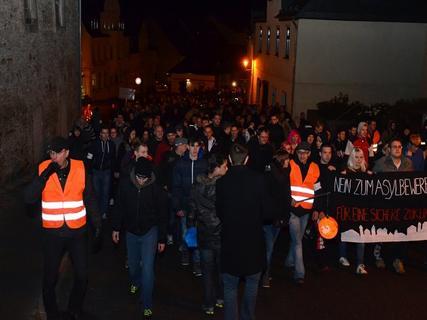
[[372, 138, 414, 274]]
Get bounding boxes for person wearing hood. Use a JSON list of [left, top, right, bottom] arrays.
[[189, 153, 228, 316], [112, 157, 168, 319]]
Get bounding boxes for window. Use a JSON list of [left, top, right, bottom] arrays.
[[55, 0, 65, 29], [91, 73, 97, 88], [24, 0, 38, 31], [258, 27, 263, 53], [266, 28, 271, 54], [285, 27, 290, 59], [280, 91, 287, 107], [275, 27, 280, 56]]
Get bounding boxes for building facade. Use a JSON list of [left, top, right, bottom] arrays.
[[0, 0, 80, 184], [81, 0, 183, 105], [250, 0, 427, 117]]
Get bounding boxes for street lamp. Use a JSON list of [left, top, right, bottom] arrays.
[[231, 81, 237, 88], [242, 58, 249, 70], [135, 77, 142, 85]]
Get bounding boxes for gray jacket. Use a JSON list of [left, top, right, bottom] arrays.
[[373, 155, 413, 173]]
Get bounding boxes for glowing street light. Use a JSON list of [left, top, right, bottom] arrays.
[[242, 58, 249, 69], [135, 77, 142, 85], [231, 81, 237, 87]]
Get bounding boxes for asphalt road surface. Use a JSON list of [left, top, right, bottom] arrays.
[[2, 188, 427, 320]]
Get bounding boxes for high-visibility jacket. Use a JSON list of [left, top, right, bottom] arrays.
[[289, 159, 320, 210], [38, 159, 87, 229]]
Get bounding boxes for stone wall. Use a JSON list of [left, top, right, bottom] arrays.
[[0, 0, 80, 184]]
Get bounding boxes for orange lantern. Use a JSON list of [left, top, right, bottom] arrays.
[[318, 216, 339, 240]]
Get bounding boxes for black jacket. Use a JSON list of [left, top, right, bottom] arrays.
[[87, 138, 116, 171], [112, 170, 168, 243], [216, 166, 275, 276], [247, 138, 274, 173], [158, 150, 183, 190], [172, 153, 208, 212], [264, 162, 291, 224], [189, 175, 221, 250]]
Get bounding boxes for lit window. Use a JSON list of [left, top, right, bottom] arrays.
[[267, 28, 271, 54], [91, 74, 97, 88], [258, 27, 263, 53], [285, 27, 290, 59], [24, 0, 38, 31], [55, 0, 65, 29], [275, 27, 280, 56]]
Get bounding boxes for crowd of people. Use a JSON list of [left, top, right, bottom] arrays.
[[27, 90, 427, 320]]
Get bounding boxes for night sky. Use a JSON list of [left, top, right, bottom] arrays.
[[82, 0, 265, 34]]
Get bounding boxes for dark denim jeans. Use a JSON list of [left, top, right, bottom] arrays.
[[339, 241, 365, 265], [126, 227, 158, 309], [222, 272, 261, 320], [92, 169, 111, 215], [263, 225, 281, 273], [200, 247, 223, 308]]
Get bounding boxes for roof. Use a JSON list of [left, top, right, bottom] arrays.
[[274, 0, 427, 23]]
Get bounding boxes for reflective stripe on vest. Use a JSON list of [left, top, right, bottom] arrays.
[[39, 159, 87, 229], [289, 160, 320, 210], [42, 208, 86, 221]]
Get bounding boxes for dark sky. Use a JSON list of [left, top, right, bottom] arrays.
[[82, 0, 264, 34]]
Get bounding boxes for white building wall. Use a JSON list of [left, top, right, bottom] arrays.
[[293, 19, 427, 116]]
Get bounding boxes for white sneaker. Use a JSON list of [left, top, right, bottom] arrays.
[[339, 257, 350, 267], [356, 264, 368, 275]]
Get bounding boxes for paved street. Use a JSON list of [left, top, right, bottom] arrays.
[[2, 186, 427, 320]]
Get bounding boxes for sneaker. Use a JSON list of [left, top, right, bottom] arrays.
[[143, 308, 153, 319], [129, 284, 138, 295], [261, 273, 271, 288], [202, 306, 214, 316], [181, 252, 190, 266], [339, 257, 350, 267], [193, 263, 202, 277], [215, 299, 224, 308], [375, 258, 386, 269], [167, 234, 174, 245], [393, 259, 405, 274], [356, 264, 368, 275]]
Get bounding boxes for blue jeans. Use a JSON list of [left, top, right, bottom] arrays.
[[223, 272, 261, 320], [126, 227, 158, 309], [200, 248, 223, 308], [92, 169, 111, 215], [180, 215, 200, 264], [263, 225, 281, 272], [286, 213, 309, 279], [339, 241, 365, 265]]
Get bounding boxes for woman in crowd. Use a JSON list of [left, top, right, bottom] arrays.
[[339, 147, 371, 275]]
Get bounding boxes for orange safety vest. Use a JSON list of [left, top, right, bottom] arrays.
[[38, 159, 87, 229], [289, 159, 320, 210]]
